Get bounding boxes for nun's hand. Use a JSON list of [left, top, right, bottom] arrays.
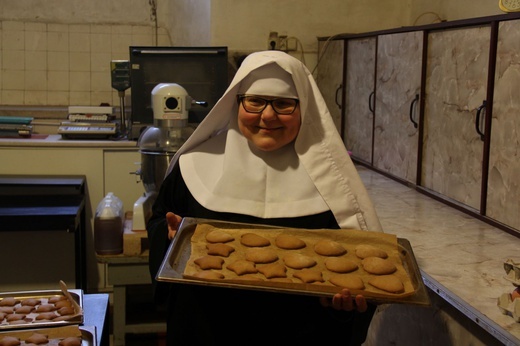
[[319, 288, 368, 312], [166, 212, 182, 240]]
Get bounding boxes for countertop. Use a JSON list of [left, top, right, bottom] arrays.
[[357, 165, 520, 345], [0, 134, 138, 148]]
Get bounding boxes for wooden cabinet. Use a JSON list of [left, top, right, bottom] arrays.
[[421, 25, 491, 211], [487, 19, 520, 230], [318, 13, 520, 236], [373, 31, 423, 184], [316, 39, 344, 133], [344, 37, 377, 164]]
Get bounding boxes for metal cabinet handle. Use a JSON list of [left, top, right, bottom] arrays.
[[368, 91, 375, 114], [409, 94, 419, 129], [475, 100, 486, 141], [335, 84, 342, 110]]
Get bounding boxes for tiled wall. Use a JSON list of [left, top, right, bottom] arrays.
[[0, 21, 170, 108]]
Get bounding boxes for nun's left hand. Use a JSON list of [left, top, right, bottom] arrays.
[[319, 288, 368, 312]]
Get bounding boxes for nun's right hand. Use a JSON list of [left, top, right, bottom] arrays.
[[166, 212, 182, 240]]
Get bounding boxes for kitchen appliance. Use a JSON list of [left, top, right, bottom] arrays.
[[132, 83, 206, 231], [111, 60, 131, 137], [58, 106, 116, 139], [128, 46, 228, 139]]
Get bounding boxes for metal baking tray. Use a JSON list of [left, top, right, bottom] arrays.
[[157, 218, 431, 306], [0, 289, 83, 330], [0, 324, 95, 346]]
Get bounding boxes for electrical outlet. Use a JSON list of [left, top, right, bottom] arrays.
[[278, 35, 288, 51], [268, 31, 279, 50]]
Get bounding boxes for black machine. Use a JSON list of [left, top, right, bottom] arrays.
[[129, 46, 229, 139]]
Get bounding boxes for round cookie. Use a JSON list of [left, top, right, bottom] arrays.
[[355, 244, 388, 259], [324, 257, 359, 273], [240, 233, 271, 247], [205, 230, 235, 243], [361, 257, 397, 275], [275, 234, 306, 250], [314, 239, 347, 256], [245, 248, 278, 264], [283, 253, 317, 269], [368, 275, 404, 293], [329, 274, 366, 290]]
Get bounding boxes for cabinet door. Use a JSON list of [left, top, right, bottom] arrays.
[[373, 31, 423, 183], [421, 26, 491, 210], [317, 39, 344, 133], [344, 37, 376, 164], [487, 19, 520, 230]]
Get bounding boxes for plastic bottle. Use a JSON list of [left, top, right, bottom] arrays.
[[94, 192, 124, 255]]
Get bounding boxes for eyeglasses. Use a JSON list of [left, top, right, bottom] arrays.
[[237, 95, 299, 115]]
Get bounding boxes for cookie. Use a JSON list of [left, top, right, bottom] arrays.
[[193, 271, 225, 280], [35, 312, 58, 320], [0, 336, 21, 346], [257, 262, 287, 279], [35, 304, 56, 313], [14, 305, 34, 314], [368, 275, 404, 293], [194, 255, 225, 270], [25, 333, 48, 345], [245, 248, 278, 264], [314, 239, 347, 256], [6, 314, 25, 322], [324, 257, 358, 273], [20, 298, 41, 307], [240, 233, 271, 247], [355, 244, 388, 259], [205, 230, 235, 243], [58, 337, 82, 346], [361, 257, 397, 275], [0, 298, 20, 307], [55, 300, 73, 309], [329, 274, 366, 290], [227, 260, 258, 275], [283, 253, 317, 269], [293, 269, 324, 284], [275, 234, 306, 250], [206, 243, 235, 257]]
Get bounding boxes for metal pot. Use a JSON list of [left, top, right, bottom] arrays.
[[139, 150, 175, 193]]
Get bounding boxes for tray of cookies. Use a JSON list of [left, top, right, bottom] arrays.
[[157, 218, 430, 305], [0, 288, 83, 331], [0, 324, 94, 346]]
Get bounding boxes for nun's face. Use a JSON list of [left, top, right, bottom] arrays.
[[237, 95, 301, 152]]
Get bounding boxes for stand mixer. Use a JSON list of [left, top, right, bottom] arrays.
[[132, 83, 206, 231]]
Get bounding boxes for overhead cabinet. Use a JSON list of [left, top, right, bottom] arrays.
[[317, 13, 520, 236]]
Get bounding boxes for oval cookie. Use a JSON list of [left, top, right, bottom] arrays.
[[275, 234, 306, 250], [245, 248, 278, 264], [314, 239, 347, 256], [325, 257, 358, 273], [368, 275, 404, 293], [283, 253, 317, 269], [329, 274, 365, 290], [205, 230, 235, 243], [241, 233, 271, 247], [194, 255, 225, 270], [361, 257, 397, 275], [25, 333, 49, 345], [355, 244, 388, 259]]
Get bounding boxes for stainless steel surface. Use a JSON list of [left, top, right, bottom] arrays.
[[139, 150, 175, 193], [157, 218, 430, 306], [0, 289, 83, 330]]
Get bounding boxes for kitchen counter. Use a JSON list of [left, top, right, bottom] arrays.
[[357, 165, 520, 345], [0, 134, 138, 148]]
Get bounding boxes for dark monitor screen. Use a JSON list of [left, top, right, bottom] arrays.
[[129, 46, 229, 137]]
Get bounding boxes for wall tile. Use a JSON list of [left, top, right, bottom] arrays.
[[25, 70, 47, 91], [48, 51, 69, 71], [48, 71, 70, 91], [25, 51, 47, 71], [2, 50, 25, 70], [2, 90, 24, 105], [2, 70, 25, 90]]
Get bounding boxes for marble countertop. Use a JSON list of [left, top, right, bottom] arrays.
[[0, 134, 138, 148], [357, 165, 520, 344]]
